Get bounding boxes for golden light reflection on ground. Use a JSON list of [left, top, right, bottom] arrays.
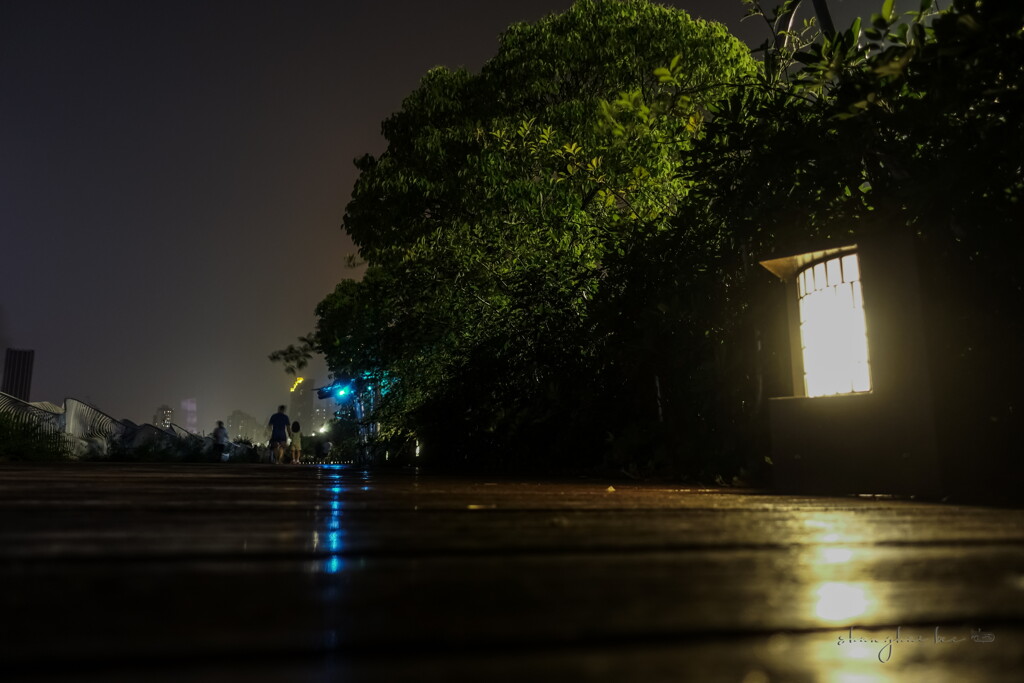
[[800, 514, 893, 546], [799, 540, 881, 628], [751, 625, 1005, 683], [825, 673, 899, 683], [814, 582, 873, 623], [822, 547, 855, 564], [803, 518, 858, 545]]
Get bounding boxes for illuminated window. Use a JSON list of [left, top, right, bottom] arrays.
[[797, 253, 871, 397]]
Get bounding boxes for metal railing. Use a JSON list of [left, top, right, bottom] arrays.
[[0, 391, 216, 460]]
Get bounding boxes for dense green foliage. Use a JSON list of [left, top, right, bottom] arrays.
[[290, 0, 1022, 478], [313, 0, 757, 472], [0, 413, 71, 462]]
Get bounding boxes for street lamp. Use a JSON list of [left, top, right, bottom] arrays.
[[763, 247, 872, 398], [759, 233, 941, 496]]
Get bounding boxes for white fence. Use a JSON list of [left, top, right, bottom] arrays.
[[0, 391, 214, 459]]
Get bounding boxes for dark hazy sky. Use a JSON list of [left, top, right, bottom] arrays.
[[1, 0, 894, 429]]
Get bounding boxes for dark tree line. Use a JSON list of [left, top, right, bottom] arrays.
[[276, 0, 1022, 480]]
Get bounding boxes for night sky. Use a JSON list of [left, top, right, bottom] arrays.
[[1, 0, 894, 430]]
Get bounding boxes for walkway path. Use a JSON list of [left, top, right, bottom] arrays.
[[1, 463, 1022, 681]]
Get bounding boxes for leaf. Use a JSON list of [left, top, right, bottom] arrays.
[[881, 0, 895, 23]]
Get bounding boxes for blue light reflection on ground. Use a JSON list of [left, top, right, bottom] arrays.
[[316, 464, 349, 575], [314, 465, 356, 651]]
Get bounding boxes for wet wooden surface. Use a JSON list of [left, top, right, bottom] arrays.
[[1, 462, 1022, 681]]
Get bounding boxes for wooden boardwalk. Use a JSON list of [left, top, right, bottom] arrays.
[[1, 462, 1022, 681]]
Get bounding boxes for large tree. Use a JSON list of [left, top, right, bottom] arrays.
[[318, 0, 756, 467]]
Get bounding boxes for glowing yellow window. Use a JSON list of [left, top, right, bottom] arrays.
[[797, 253, 871, 397]]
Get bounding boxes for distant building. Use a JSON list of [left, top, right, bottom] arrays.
[[312, 404, 330, 433], [2, 349, 35, 401], [153, 405, 173, 429], [226, 409, 261, 442], [289, 377, 333, 434], [289, 379, 314, 432], [180, 398, 198, 434]]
